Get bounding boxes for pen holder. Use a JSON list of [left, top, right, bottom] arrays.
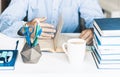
[[20, 43, 42, 63]]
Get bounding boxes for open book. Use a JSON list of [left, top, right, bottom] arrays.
[[38, 15, 80, 52]]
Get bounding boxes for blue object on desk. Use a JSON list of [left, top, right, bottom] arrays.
[[0, 40, 19, 70], [20, 25, 34, 47], [0, 40, 19, 64], [19, 23, 42, 47], [6, 51, 13, 63], [0, 51, 8, 63], [15, 40, 19, 50]]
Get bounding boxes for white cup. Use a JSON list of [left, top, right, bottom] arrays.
[[62, 38, 86, 65]]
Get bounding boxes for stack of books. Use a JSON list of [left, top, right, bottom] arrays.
[[92, 18, 120, 69]]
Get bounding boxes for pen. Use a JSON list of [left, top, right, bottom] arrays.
[[15, 40, 19, 50]]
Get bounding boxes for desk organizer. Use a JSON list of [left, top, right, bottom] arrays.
[[21, 43, 42, 63]]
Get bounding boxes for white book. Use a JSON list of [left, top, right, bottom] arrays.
[[98, 58, 120, 64], [93, 46, 120, 60], [94, 27, 120, 45], [93, 38, 120, 55], [92, 47, 120, 64], [94, 36, 120, 50], [91, 52, 120, 69]]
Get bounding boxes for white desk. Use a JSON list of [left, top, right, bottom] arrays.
[[0, 33, 120, 77], [0, 49, 120, 77]]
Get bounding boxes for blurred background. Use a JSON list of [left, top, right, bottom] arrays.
[[0, 0, 120, 18]]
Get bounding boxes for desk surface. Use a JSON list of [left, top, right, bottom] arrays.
[[0, 50, 120, 77], [0, 33, 120, 77]]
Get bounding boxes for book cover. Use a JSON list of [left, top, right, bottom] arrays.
[[94, 26, 120, 45], [0, 50, 18, 70], [94, 18, 120, 36]]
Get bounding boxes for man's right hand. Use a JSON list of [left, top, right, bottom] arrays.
[[26, 17, 56, 39]]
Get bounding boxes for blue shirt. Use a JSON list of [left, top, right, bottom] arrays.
[[0, 0, 103, 37]]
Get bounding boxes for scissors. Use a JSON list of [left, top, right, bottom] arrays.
[[20, 25, 34, 47]]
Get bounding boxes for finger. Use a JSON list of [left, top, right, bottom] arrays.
[[42, 27, 56, 33], [80, 29, 93, 40], [41, 32, 54, 37], [85, 34, 93, 45], [80, 31, 89, 40], [80, 29, 93, 45], [38, 35, 53, 39], [87, 40, 93, 46], [40, 23, 54, 28], [80, 30, 87, 38], [38, 32, 55, 39]]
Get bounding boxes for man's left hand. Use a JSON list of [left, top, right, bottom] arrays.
[[80, 28, 93, 45]]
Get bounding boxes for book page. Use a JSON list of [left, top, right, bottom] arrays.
[[54, 14, 64, 52], [53, 15, 80, 52], [39, 39, 54, 52], [38, 15, 63, 52], [38, 15, 80, 52]]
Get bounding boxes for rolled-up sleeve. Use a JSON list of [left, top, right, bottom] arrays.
[[79, 0, 104, 28], [0, 0, 28, 37]]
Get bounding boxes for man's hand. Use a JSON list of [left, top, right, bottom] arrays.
[[26, 17, 56, 39], [80, 28, 93, 45]]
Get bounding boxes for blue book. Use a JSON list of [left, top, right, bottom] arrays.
[[94, 18, 120, 36], [0, 50, 18, 70]]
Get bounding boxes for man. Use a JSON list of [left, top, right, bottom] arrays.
[[0, 0, 104, 45]]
